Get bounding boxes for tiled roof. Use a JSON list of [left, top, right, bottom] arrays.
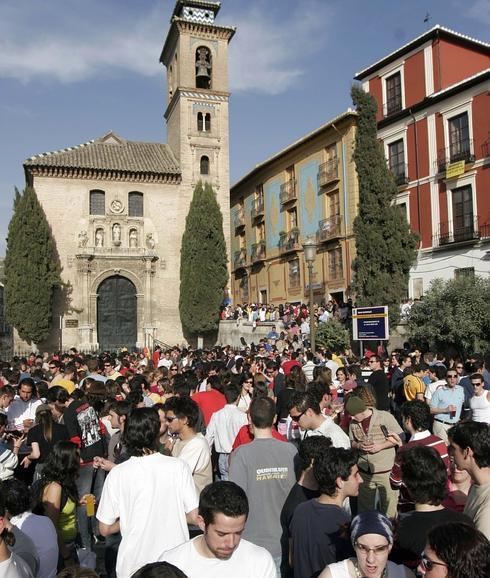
[[24, 132, 181, 176]]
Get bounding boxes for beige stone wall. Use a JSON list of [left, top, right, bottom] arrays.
[[23, 175, 187, 350]]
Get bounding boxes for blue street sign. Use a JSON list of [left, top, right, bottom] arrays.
[[352, 306, 389, 341]]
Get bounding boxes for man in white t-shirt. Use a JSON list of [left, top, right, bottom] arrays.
[[159, 481, 276, 578], [163, 395, 212, 494], [97, 407, 199, 578]]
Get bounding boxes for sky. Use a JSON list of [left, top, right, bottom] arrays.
[[1, 0, 489, 256]]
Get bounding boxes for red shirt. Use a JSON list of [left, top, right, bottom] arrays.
[[192, 389, 226, 426], [232, 425, 286, 450], [282, 359, 302, 376]]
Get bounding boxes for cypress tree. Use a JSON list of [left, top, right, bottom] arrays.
[[4, 187, 62, 344], [351, 86, 418, 326], [179, 181, 228, 338]]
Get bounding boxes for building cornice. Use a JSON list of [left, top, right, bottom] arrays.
[[164, 86, 229, 119], [25, 165, 181, 185], [160, 18, 235, 64]]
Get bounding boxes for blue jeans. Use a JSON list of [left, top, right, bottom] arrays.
[[218, 453, 230, 480], [76, 464, 105, 549]]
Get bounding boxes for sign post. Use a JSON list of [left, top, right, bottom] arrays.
[[352, 306, 389, 341]]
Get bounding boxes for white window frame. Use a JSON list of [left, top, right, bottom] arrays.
[[441, 100, 474, 163], [381, 64, 405, 117], [445, 171, 477, 240], [383, 127, 408, 174], [394, 190, 411, 224]]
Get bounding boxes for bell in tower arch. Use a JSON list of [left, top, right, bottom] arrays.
[[196, 46, 212, 89]]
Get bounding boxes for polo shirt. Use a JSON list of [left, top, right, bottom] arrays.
[[430, 385, 465, 424]]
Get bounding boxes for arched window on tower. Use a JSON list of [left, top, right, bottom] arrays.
[[204, 113, 211, 132], [200, 155, 210, 175], [195, 46, 211, 89]]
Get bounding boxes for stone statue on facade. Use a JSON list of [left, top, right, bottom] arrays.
[[129, 229, 138, 248], [146, 232, 155, 249], [112, 223, 121, 245], [95, 228, 104, 247], [78, 230, 88, 248]]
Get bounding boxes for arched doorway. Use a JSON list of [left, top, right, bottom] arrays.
[[97, 276, 137, 350]]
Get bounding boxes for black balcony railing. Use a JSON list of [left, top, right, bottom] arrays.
[[433, 215, 480, 247], [279, 231, 300, 254], [318, 159, 339, 187], [251, 198, 265, 220], [436, 138, 475, 173], [318, 215, 342, 242], [233, 249, 247, 269], [391, 163, 409, 186], [385, 96, 402, 116], [251, 242, 266, 263], [280, 179, 297, 204]]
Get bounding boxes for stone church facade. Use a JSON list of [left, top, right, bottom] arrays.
[[21, 0, 235, 351]]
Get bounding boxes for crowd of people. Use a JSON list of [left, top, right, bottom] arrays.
[[0, 340, 489, 578]]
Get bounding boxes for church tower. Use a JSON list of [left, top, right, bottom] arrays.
[[160, 0, 235, 258]]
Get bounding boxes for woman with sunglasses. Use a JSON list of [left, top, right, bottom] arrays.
[[319, 510, 415, 578], [418, 521, 490, 577], [237, 372, 254, 412]]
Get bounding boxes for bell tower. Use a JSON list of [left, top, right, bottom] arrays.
[[160, 1, 235, 250]]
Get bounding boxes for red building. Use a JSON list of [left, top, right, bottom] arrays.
[[355, 26, 489, 296]]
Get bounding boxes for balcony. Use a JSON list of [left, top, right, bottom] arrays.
[[279, 230, 300, 255], [234, 208, 245, 230], [384, 97, 402, 117], [318, 159, 340, 187], [391, 163, 409, 186], [251, 197, 265, 220], [233, 249, 247, 270], [251, 242, 266, 264], [280, 179, 297, 204], [318, 215, 342, 242], [436, 139, 475, 174], [433, 215, 480, 248]]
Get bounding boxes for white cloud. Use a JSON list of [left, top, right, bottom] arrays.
[[0, 0, 332, 95], [228, 1, 333, 94]]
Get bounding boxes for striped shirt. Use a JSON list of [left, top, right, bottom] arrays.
[[390, 430, 449, 513]]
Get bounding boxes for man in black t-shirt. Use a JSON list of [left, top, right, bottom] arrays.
[[63, 382, 108, 550], [368, 355, 390, 411], [290, 447, 361, 578], [392, 445, 472, 570], [280, 436, 332, 578]]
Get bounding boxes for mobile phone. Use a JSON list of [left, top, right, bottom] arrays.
[[380, 425, 389, 438]]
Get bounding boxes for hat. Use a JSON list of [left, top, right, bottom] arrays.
[[350, 511, 394, 546], [344, 396, 367, 416], [57, 379, 76, 395]]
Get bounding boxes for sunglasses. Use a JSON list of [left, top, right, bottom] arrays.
[[420, 553, 447, 571], [165, 415, 178, 422], [170, 367, 179, 371], [291, 409, 307, 423], [447, 374, 458, 378], [355, 542, 390, 556]]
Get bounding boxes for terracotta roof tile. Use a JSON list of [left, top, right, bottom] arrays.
[[25, 132, 180, 176]]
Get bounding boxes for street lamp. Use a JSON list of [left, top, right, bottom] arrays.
[[302, 238, 317, 355]]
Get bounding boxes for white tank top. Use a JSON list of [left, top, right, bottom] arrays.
[[470, 392, 490, 424]]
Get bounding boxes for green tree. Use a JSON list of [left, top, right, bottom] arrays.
[[316, 319, 350, 353], [4, 187, 62, 344], [407, 275, 490, 357], [179, 181, 228, 339], [350, 86, 418, 327]]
